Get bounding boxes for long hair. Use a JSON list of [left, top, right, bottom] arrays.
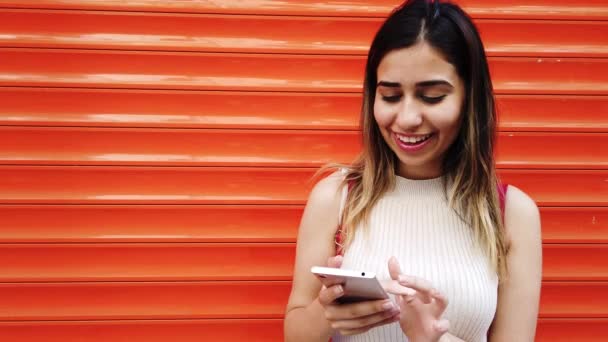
[[320, 0, 508, 279]]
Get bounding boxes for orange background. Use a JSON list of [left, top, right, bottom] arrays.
[[0, 0, 607, 340]]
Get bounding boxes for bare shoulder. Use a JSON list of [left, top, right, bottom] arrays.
[[297, 170, 346, 243], [489, 189, 542, 340], [505, 185, 538, 214], [503, 185, 541, 248], [285, 170, 346, 311], [300, 171, 345, 232], [307, 170, 345, 213]]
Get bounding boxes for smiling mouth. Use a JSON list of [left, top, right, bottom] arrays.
[[395, 133, 434, 145]]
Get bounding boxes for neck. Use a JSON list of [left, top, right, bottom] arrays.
[[397, 163, 443, 180]]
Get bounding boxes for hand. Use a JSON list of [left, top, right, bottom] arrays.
[[386, 256, 450, 342], [316, 255, 402, 336]]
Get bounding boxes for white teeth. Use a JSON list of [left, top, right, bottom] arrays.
[[397, 133, 432, 144]]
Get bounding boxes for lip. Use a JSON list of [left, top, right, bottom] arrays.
[[393, 132, 435, 153], [394, 132, 433, 138]]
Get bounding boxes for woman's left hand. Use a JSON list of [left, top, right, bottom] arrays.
[[386, 256, 450, 342]]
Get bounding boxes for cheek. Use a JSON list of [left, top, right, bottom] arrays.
[[436, 114, 461, 133], [434, 112, 463, 148], [373, 100, 395, 128], [435, 99, 463, 136]]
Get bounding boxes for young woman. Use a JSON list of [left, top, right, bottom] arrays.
[[284, 0, 542, 341]]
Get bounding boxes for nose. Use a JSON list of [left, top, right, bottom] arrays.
[[396, 97, 423, 129]]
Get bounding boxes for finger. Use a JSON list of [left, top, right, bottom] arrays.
[[337, 312, 401, 336], [396, 292, 420, 313], [318, 284, 344, 306], [387, 256, 402, 281], [330, 307, 400, 330], [319, 275, 344, 288], [382, 279, 417, 297], [394, 294, 419, 323], [402, 293, 418, 306], [430, 289, 449, 317], [398, 275, 434, 304], [434, 318, 450, 335], [327, 255, 343, 268], [325, 298, 397, 320]]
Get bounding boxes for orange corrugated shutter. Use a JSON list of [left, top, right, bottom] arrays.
[[0, 1, 606, 340]]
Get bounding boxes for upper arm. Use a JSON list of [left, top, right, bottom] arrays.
[[488, 185, 542, 342], [285, 171, 345, 314]]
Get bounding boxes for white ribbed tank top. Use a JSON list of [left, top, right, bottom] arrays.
[[332, 174, 498, 342]]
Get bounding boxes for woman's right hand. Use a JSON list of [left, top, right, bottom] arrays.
[[317, 256, 402, 336]]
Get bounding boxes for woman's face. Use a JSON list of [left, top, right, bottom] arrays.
[[374, 41, 466, 179]]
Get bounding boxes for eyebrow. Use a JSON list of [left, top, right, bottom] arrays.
[[377, 81, 401, 88], [377, 80, 454, 88]]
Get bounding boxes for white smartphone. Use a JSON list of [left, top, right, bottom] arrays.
[[311, 266, 389, 304]]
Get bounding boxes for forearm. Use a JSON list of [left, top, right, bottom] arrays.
[[284, 298, 334, 342]]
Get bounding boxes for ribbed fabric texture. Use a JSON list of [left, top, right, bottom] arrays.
[[332, 175, 498, 342]]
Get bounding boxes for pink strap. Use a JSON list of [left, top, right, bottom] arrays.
[[334, 180, 354, 256], [498, 183, 508, 222]]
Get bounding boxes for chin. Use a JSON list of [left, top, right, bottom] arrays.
[[390, 146, 444, 176]]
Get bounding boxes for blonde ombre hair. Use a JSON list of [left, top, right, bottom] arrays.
[[319, 0, 508, 279]]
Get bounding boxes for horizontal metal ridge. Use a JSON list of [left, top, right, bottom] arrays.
[[0, 167, 605, 206], [0, 243, 604, 281], [1, 10, 606, 57], [0, 0, 606, 20], [0, 318, 606, 342], [1, 127, 606, 168], [1, 205, 605, 244], [0, 281, 606, 320], [1, 88, 606, 132], [1, 49, 607, 94]]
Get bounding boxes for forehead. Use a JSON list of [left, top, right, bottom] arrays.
[[376, 42, 460, 86]]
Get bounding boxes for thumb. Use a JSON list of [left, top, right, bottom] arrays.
[[388, 256, 402, 280], [434, 319, 450, 335], [327, 255, 343, 268]]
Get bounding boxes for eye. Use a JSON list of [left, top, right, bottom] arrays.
[[420, 94, 446, 104], [381, 95, 402, 103]]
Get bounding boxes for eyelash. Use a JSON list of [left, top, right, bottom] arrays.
[[421, 94, 446, 104], [382, 95, 402, 103], [381, 94, 446, 104]]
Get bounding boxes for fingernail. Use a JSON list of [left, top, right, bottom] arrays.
[[382, 301, 394, 310], [435, 320, 449, 332], [335, 286, 343, 295], [398, 275, 409, 282]]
